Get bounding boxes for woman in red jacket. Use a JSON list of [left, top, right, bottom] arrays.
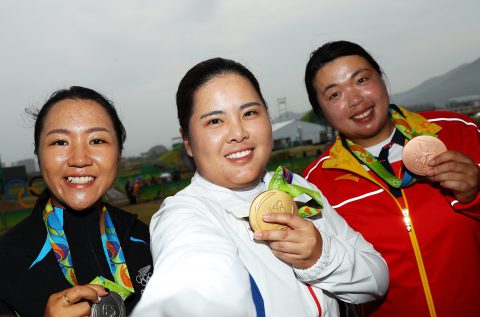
[[303, 40, 480, 317]]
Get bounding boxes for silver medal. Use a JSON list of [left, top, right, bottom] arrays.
[[91, 292, 126, 317]]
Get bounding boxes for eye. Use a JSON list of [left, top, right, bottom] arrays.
[[90, 138, 106, 145], [357, 77, 369, 84], [244, 110, 258, 117], [207, 118, 222, 125], [51, 140, 68, 146], [328, 92, 340, 100]]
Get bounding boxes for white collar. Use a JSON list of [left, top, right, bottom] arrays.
[[192, 172, 269, 218]]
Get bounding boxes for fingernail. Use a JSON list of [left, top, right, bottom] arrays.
[[262, 214, 271, 221], [253, 232, 262, 240], [97, 296, 101, 303]]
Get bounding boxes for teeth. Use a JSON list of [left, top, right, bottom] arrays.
[[353, 108, 373, 119], [67, 176, 95, 184], [226, 150, 252, 159]]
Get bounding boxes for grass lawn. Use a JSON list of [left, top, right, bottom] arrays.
[[122, 200, 163, 225]]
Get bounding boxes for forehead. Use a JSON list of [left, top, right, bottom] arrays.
[[315, 55, 373, 84], [192, 73, 258, 111], [43, 99, 113, 129]]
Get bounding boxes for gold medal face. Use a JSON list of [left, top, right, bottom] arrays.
[[249, 189, 297, 232], [402, 136, 447, 176]]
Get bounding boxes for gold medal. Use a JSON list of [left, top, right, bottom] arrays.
[[249, 189, 297, 232], [403, 135, 447, 176]]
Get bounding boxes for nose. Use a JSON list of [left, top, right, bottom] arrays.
[[67, 143, 93, 167], [227, 120, 249, 143], [349, 88, 364, 107]]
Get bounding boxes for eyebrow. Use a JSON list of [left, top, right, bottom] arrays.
[[321, 68, 370, 95], [199, 101, 262, 119], [45, 127, 112, 136]]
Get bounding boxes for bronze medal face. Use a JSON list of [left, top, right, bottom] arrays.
[[402, 135, 447, 176], [90, 292, 126, 317], [249, 189, 297, 232]]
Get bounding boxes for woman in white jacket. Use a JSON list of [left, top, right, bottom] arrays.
[[133, 57, 389, 317]]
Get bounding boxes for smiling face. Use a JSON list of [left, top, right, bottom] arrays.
[[313, 55, 394, 147], [38, 99, 120, 210], [183, 72, 273, 189]]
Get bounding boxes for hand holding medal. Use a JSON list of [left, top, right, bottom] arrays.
[[403, 135, 479, 203], [44, 284, 108, 317], [251, 167, 324, 269]]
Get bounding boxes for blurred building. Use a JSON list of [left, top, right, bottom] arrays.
[[13, 158, 38, 174], [272, 120, 326, 150]]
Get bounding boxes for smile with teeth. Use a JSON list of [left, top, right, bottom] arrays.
[[66, 176, 95, 184], [352, 108, 373, 120], [226, 149, 252, 159]]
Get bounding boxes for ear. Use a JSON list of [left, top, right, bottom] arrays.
[[180, 128, 193, 157]]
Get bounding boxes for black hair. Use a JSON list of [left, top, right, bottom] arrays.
[[29, 86, 126, 155], [305, 40, 384, 118], [176, 57, 267, 136]]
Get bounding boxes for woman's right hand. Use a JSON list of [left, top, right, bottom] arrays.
[[43, 284, 108, 317]]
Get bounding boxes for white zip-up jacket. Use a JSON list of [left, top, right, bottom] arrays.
[[132, 171, 388, 317]]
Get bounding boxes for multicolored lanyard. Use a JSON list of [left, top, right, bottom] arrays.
[[342, 106, 436, 188], [269, 166, 323, 218], [42, 198, 134, 295]]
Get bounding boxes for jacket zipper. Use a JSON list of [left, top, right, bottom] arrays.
[[380, 182, 437, 317]]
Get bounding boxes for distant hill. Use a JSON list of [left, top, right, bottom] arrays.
[[391, 57, 480, 108]]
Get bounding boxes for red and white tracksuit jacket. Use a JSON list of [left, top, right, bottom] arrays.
[[303, 106, 480, 317]]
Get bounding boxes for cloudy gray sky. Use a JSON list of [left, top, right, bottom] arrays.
[[1, 0, 479, 165]]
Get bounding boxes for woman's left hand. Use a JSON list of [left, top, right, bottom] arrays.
[[427, 150, 480, 203], [253, 213, 322, 269]]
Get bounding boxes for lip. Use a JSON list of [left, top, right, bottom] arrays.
[[225, 148, 254, 161], [351, 106, 374, 121], [64, 175, 97, 187]]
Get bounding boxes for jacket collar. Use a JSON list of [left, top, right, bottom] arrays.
[[192, 172, 270, 218], [322, 106, 442, 183]]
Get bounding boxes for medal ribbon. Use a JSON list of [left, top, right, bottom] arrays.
[[343, 106, 437, 188], [268, 166, 323, 218], [42, 198, 134, 296]]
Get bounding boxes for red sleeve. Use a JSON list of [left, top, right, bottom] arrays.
[[430, 111, 480, 219]]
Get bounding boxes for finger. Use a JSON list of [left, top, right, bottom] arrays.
[[270, 250, 312, 269], [271, 248, 303, 260], [85, 284, 109, 297], [269, 240, 302, 254], [262, 213, 307, 230], [65, 285, 104, 305], [428, 161, 474, 177], [429, 169, 469, 182], [428, 150, 473, 167], [436, 179, 475, 193], [254, 227, 298, 242], [428, 163, 477, 182]]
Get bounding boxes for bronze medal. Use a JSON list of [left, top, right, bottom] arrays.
[[403, 135, 447, 176], [249, 189, 297, 232]]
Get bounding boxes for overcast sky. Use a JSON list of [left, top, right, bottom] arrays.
[[1, 0, 479, 165]]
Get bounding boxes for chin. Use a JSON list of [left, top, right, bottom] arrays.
[[234, 175, 262, 189], [62, 196, 100, 210]]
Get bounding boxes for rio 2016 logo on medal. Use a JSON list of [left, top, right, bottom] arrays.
[[249, 190, 297, 232]]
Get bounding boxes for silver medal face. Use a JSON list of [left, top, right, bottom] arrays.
[[91, 292, 126, 317]]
